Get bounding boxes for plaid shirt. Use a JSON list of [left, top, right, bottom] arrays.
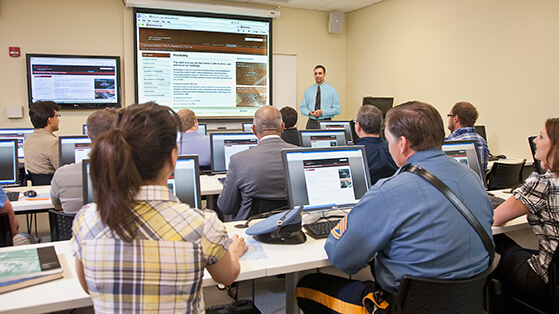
[[446, 127, 490, 172], [514, 171, 559, 283], [70, 185, 231, 313]]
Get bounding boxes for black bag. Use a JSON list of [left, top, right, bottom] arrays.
[[206, 299, 262, 314]]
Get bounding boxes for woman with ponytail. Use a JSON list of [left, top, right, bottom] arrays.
[[70, 102, 247, 313]]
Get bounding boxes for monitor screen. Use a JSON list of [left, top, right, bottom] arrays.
[[0, 128, 34, 159], [59, 135, 92, 167], [82, 124, 88, 135], [26, 54, 121, 109], [442, 140, 485, 185], [362, 97, 394, 116], [83, 155, 202, 209], [282, 146, 371, 213], [134, 9, 272, 117], [198, 123, 207, 136], [298, 130, 346, 148], [0, 140, 18, 186], [242, 123, 253, 133], [318, 121, 354, 144], [210, 133, 258, 172], [475, 125, 487, 141]]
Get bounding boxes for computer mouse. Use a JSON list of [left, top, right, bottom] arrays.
[[23, 190, 37, 198], [496, 154, 507, 159]]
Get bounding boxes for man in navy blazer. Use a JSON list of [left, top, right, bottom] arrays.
[[217, 106, 297, 221]]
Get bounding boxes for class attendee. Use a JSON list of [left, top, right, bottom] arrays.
[[446, 101, 490, 171], [355, 105, 398, 184], [70, 102, 247, 312], [50, 108, 117, 213], [299, 65, 341, 129], [23, 101, 61, 176], [217, 106, 297, 221], [0, 187, 20, 239], [493, 118, 559, 311], [177, 109, 211, 167], [296, 101, 493, 313], [280, 106, 300, 146]]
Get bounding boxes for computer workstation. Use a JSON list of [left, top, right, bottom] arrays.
[[59, 135, 92, 167], [210, 132, 258, 173], [242, 122, 253, 133], [318, 120, 356, 145], [297, 130, 346, 148], [0, 128, 34, 163], [0, 139, 20, 195]]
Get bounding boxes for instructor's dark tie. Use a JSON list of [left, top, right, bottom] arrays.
[[314, 85, 321, 111]]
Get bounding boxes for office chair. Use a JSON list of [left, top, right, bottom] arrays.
[[249, 198, 289, 217], [0, 213, 13, 247], [528, 136, 545, 174], [392, 255, 501, 314], [27, 172, 54, 186], [486, 159, 526, 191], [48, 209, 76, 241]]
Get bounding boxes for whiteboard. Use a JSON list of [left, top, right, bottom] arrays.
[[272, 54, 297, 110]]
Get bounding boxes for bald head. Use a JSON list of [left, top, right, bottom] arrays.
[[253, 106, 284, 138]]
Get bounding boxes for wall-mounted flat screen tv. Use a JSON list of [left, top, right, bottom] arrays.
[[26, 54, 121, 109]]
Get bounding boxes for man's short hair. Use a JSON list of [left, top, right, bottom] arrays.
[[356, 105, 383, 135], [451, 102, 479, 127], [177, 109, 196, 132], [29, 101, 61, 129], [254, 106, 282, 134], [280, 106, 298, 128], [314, 65, 326, 73], [386, 101, 445, 151], [87, 108, 118, 141]]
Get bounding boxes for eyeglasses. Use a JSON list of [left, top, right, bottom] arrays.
[[54, 114, 61, 118], [447, 114, 454, 117]]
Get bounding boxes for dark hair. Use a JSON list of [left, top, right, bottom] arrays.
[[254, 106, 283, 134], [86, 108, 117, 141], [545, 118, 559, 175], [451, 102, 478, 127], [385, 101, 445, 151], [90, 102, 181, 241], [280, 106, 298, 128], [29, 101, 60, 128], [356, 105, 383, 135], [314, 65, 326, 73]]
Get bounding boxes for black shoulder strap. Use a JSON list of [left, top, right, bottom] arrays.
[[402, 164, 495, 265]]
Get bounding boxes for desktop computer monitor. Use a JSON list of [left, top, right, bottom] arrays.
[[475, 125, 487, 141], [242, 123, 253, 133], [442, 140, 485, 185], [0, 128, 34, 159], [0, 139, 18, 186], [298, 130, 347, 148], [318, 120, 355, 144], [362, 97, 394, 117], [83, 155, 202, 209], [82, 124, 88, 135], [198, 123, 207, 136], [210, 133, 258, 173], [59, 135, 92, 167], [282, 146, 372, 216]]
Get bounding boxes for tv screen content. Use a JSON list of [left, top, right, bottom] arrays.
[[26, 54, 121, 109], [134, 9, 272, 118]]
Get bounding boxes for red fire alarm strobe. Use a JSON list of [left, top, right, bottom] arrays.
[[9, 47, 21, 58]]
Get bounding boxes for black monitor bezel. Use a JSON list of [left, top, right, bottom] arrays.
[[297, 129, 347, 148], [0, 139, 19, 186], [318, 120, 355, 144], [210, 132, 259, 173], [59, 135, 91, 167]]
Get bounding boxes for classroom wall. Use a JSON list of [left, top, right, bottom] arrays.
[[346, 0, 559, 158]]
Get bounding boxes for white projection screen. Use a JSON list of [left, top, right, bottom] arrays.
[[134, 8, 272, 118]]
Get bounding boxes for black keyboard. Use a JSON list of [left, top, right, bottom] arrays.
[[6, 191, 19, 202], [489, 195, 506, 209], [304, 219, 341, 239]]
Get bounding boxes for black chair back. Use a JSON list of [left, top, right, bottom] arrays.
[[392, 255, 500, 314], [250, 198, 288, 217], [0, 213, 13, 247], [28, 172, 54, 186], [48, 209, 76, 241], [528, 136, 545, 174], [486, 159, 526, 191]]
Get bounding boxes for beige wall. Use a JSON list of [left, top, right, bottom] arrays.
[[346, 0, 559, 158]]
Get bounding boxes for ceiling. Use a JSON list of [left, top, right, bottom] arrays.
[[207, 0, 384, 13]]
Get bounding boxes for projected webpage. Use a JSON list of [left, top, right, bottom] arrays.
[[135, 11, 271, 117], [303, 158, 356, 206]]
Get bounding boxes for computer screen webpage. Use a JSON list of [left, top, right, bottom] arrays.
[[442, 140, 484, 183], [135, 9, 272, 117], [0, 140, 18, 185], [198, 124, 207, 136], [319, 121, 353, 144], [211, 133, 258, 172], [167, 156, 201, 209], [299, 130, 346, 148], [242, 123, 253, 133], [59, 136, 92, 167], [283, 147, 371, 212], [0, 128, 34, 159]]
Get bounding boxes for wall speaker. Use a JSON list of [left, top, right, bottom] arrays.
[[328, 12, 344, 34]]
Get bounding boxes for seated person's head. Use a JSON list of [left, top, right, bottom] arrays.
[[29, 101, 61, 130], [385, 101, 445, 166], [86, 108, 118, 141], [90, 102, 181, 241], [177, 109, 197, 132], [280, 106, 298, 129], [538, 118, 559, 175], [448, 101, 478, 132], [356, 105, 383, 136], [253, 106, 283, 137]]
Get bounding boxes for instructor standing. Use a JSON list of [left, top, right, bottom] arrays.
[[299, 65, 341, 129]]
